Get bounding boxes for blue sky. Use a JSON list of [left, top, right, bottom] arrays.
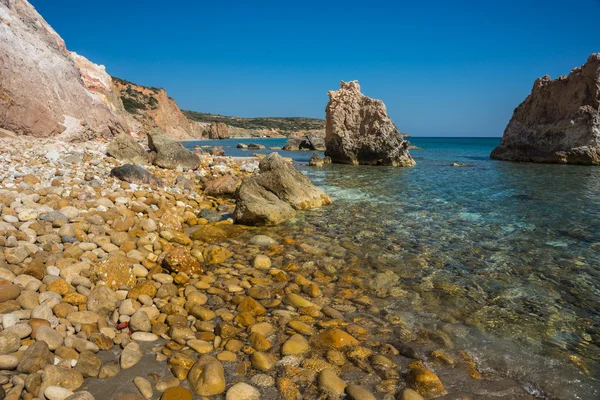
[[31, 0, 600, 137]]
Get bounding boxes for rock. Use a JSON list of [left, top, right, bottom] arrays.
[[120, 342, 143, 369], [45, 386, 74, 400], [315, 329, 359, 349], [110, 164, 164, 187], [282, 334, 309, 356], [129, 310, 151, 332], [251, 351, 276, 371], [309, 153, 325, 167], [35, 326, 63, 350], [148, 132, 200, 170], [248, 235, 276, 246], [345, 384, 376, 400], [325, 80, 415, 166], [0, 0, 126, 139], [107, 133, 148, 164], [0, 354, 19, 369], [247, 144, 265, 150], [187, 355, 226, 396], [237, 143, 248, 149], [17, 341, 53, 373], [399, 388, 424, 400], [198, 208, 221, 222], [161, 387, 193, 400], [41, 365, 84, 392], [282, 138, 310, 151], [234, 153, 331, 226], [66, 311, 100, 325], [0, 284, 21, 302], [318, 369, 346, 396], [306, 132, 326, 150], [64, 392, 96, 400], [203, 245, 233, 264], [226, 382, 260, 400], [406, 361, 447, 398], [189, 224, 245, 243], [253, 255, 271, 269], [134, 376, 153, 399], [89, 254, 136, 290], [86, 286, 119, 317], [207, 122, 229, 139], [0, 330, 21, 354], [204, 174, 241, 197], [491, 53, 600, 164], [162, 247, 202, 275], [4, 246, 29, 264], [131, 332, 159, 342], [74, 351, 102, 377]]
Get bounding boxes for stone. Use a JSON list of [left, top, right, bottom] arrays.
[[406, 361, 447, 398], [345, 384, 376, 400], [315, 329, 359, 349], [17, 341, 53, 373], [0, 354, 19, 369], [86, 286, 119, 317], [66, 311, 100, 325], [309, 153, 325, 167], [129, 310, 152, 332], [306, 132, 326, 150], [131, 332, 159, 342], [4, 246, 29, 264], [234, 153, 331, 226], [491, 53, 600, 164], [89, 254, 136, 290], [189, 224, 245, 243], [203, 245, 233, 264], [161, 387, 193, 400], [207, 122, 230, 139], [64, 392, 96, 400], [188, 339, 213, 354], [75, 351, 102, 377], [41, 365, 84, 392], [226, 382, 260, 400], [120, 342, 143, 369], [204, 174, 240, 197], [0, 330, 21, 354], [325, 80, 415, 166], [0, 284, 21, 302], [107, 133, 148, 165], [282, 138, 311, 151], [253, 255, 271, 269], [399, 388, 425, 400], [162, 247, 202, 275], [35, 326, 63, 350], [187, 355, 226, 396], [134, 376, 153, 399], [318, 369, 346, 396], [251, 351, 276, 371], [99, 363, 120, 379], [111, 164, 164, 187], [148, 132, 200, 170], [45, 386, 75, 400], [282, 334, 309, 356], [248, 235, 276, 246]]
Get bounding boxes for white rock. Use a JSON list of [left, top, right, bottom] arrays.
[[2, 313, 19, 328], [45, 150, 60, 162], [45, 386, 74, 400]]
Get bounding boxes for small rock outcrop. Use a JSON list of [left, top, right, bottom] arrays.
[[148, 132, 200, 170], [282, 138, 310, 151], [106, 133, 148, 165], [491, 53, 600, 165], [110, 164, 164, 187], [234, 153, 331, 225], [306, 132, 326, 150], [325, 81, 415, 166], [207, 122, 230, 139]]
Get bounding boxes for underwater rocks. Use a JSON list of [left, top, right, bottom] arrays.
[[233, 153, 331, 225], [325, 80, 415, 166], [491, 53, 600, 165]]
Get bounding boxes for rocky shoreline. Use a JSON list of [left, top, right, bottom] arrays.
[[0, 136, 478, 400]]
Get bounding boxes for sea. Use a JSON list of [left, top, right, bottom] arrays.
[[183, 137, 600, 399]]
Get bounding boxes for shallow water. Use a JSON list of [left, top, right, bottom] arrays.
[[184, 137, 600, 398]]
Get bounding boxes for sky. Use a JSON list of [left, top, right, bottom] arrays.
[[30, 0, 600, 137]]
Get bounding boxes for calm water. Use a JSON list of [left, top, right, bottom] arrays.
[[184, 137, 600, 398]]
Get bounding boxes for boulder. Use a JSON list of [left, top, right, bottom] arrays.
[[306, 132, 326, 150], [233, 153, 331, 225], [282, 138, 310, 151], [187, 355, 226, 396], [325, 80, 415, 166], [309, 153, 330, 167], [491, 53, 600, 165], [207, 122, 229, 139], [148, 132, 200, 170], [106, 133, 148, 164], [203, 174, 241, 197], [247, 144, 265, 150], [110, 164, 163, 187]]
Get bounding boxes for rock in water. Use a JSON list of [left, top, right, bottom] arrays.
[[491, 53, 600, 165], [233, 153, 331, 225], [148, 131, 200, 170], [111, 164, 164, 187], [207, 122, 230, 139], [306, 132, 326, 150], [0, 0, 126, 139], [187, 355, 226, 396], [325, 80, 415, 166], [106, 133, 148, 164]]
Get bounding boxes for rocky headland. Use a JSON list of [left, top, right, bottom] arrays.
[[325, 81, 415, 167], [491, 53, 600, 165]]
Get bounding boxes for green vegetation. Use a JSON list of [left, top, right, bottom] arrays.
[[121, 96, 147, 114], [183, 111, 325, 132]]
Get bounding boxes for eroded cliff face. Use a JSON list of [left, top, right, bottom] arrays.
[[0, 0, 127, 140], [114, 78, 202, 139], [325, 80, 415, 166], [491, 53, 600, 165]]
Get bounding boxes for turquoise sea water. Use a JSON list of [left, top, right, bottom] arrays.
[[184, 137, 600, 398]]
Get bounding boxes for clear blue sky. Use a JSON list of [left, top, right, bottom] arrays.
[[30, 0, 600, 137]]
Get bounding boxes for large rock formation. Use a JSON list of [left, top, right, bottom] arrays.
[[106, 133, 148, 165], [0, 0, 127, 140], [148, 131, 200, 170], [207, 122, 229, 139], [491, 54, 600, 165], [325, 81, 415, 166], [113, 78, 202, 139], [233, 153, 331, 225]]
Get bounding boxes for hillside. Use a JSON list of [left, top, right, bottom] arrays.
[[183, 111, 325, 133]]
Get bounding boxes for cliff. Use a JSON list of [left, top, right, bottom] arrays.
[[0, 0, 127, 140], [491, 53, 600, 165], [113, 78, 202, 139]]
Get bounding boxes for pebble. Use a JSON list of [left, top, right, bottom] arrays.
[[0, 330, 21, 354], [121, 342, 143, 368], [0, 354, 19, 369], [161, 386, 193, 400], [45, 386, 75, 400], [134, 376, 153, 399], [131, 332, 159, 341], [345, 384, 376, 400], [319, 369, 346, 396], [187, 355, 226, 396], [226, 382, 260, 400]]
